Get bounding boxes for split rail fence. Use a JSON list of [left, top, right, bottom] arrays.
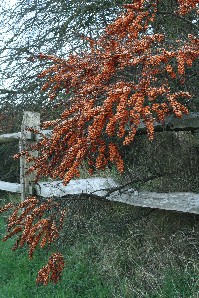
[[0, 111, 199, 214]]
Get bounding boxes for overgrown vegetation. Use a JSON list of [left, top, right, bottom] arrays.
[[121, 131, 199, 193], [1, 194, 199, 297]]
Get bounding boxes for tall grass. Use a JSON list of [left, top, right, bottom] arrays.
[[0, 193, 199, 297]]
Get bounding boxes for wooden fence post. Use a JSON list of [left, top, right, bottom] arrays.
[[19, 111, 40, 202]]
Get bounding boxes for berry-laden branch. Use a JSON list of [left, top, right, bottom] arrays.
[[1, 0, 199, 286], [23, 0, 198, 185], [177, 0, 198, 15], [0, 197, 66, 285], [36, 253, 65, 285]]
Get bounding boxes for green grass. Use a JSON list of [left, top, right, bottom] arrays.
[[0, 218, 112, 298], [153, 270, 199, 298], [0, 195, 199, 297]]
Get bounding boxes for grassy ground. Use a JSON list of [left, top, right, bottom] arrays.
[[0, 193, 199, 298]]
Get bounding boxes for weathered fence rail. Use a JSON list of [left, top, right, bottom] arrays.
[[0, 132, 21, 144], [0, 111, 199, 214]]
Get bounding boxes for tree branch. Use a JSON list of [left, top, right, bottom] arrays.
[[157, 11, 198, 30], [51, 172, 166, 204]]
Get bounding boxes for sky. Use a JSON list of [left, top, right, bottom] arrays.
[[6, 0, 16, 6], [0, 0, 19, 91]]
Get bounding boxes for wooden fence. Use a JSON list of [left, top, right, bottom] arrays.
[[0, 111, 199, 214], [0, 112, 39, 201]]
